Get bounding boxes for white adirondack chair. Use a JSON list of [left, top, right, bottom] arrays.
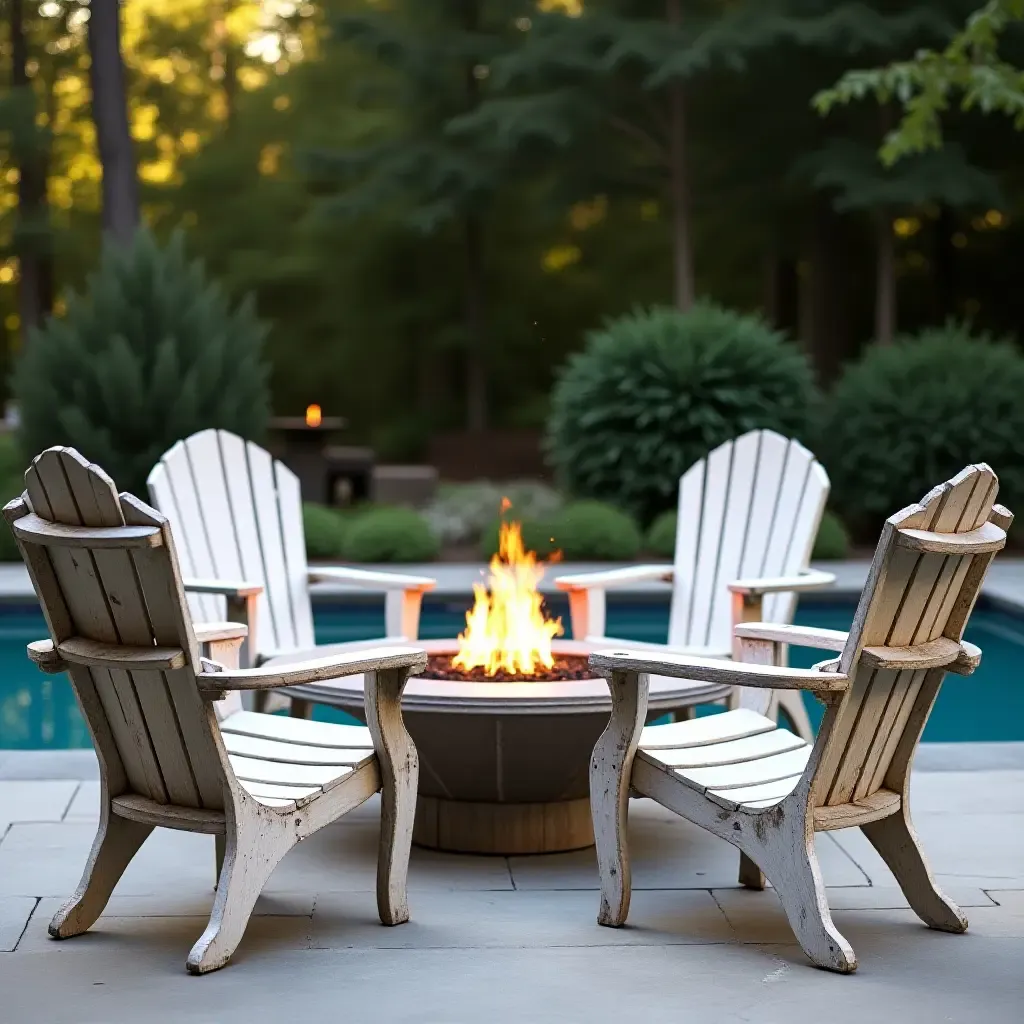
[[556, 430, 835, 740], [147, 429, 435, 670], [588, 464, 1010, 973], [5, 446, 427, 974]]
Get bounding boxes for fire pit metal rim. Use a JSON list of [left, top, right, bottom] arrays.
[[274, 637, 732, 714]]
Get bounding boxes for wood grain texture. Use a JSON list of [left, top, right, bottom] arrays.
[[587, 463, 1009, 974], [12, 446, 425, 974], [364, 666, 419, 927], [590, 669, 649, 928]]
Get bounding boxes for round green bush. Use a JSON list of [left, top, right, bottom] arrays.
[[15, 228, 270, 496], [546, 303, 816, 523], [550, 501, 642, 561], [303, 503, 348, 560], [646, 510, 677, 558], [819, 325, 1024, 535], [811, 510, 850, 561], [344, 507, 439, 563]]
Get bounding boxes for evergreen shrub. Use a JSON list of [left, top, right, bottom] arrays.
[[15, 228, 270, 496], [546, 303, 816, 523]]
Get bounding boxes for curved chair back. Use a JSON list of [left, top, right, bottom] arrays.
[[148, 430, 315, 657], [668, 430, 829, 648]]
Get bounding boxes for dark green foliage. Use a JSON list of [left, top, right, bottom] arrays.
[[646, 510, 678, 559], [303, 503, 348, 560], [344, 506, 439, 563], [546, 303, 817, 523], [819, 324, 1024, 536], [811, 509, 851, 560], [479, 516, 557, 561], [551, 501, 642, 562], [0, 434, 24, 561], [14, 228, 270, 496]]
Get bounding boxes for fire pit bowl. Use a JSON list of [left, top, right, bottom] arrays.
[[273, 638, 731, 855]]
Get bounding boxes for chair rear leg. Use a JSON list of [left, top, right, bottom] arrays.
[[764, 836, 856, 973], [49, 810, 152, 939], [861, 810, 967, 933], [738, 851, 765, 890], [187, 821, 292, 974]]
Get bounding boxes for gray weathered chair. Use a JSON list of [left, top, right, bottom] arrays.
[[4, 447, 426, 974], [588, 464, 1009, 972]]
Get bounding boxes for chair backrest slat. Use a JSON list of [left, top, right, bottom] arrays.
[[275, 460, 316, 651], [812, 464, 1008, 810], [666, 430, 829, 649], [147, 445, 221, 624], [246, 442, 298, 652], [682, 439, 733, 647], [705, 431, 761, 648], [11, 448, 229, 811], [218, 431, 281, 652], [148, 430, 316, 657]]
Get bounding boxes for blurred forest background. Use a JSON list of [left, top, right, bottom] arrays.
[[3, 0, 1024, 461]]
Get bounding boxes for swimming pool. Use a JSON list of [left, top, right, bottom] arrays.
[[1, 597, 1022, 748]]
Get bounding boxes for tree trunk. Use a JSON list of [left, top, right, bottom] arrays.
[[666, 0, 695, 310], [463, 215, 488, 434], [763, 251, 798, 334], [874, 209, 896, 344], [461, 0, 487, 432], [798, 200, 855, 384], [88, 0, 139, 244], [933, 204, 955, 322], [10, 0, 52, 338]]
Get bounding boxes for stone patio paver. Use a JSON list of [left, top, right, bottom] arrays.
[[0, 896, 37, 952], [1, 766, 1022, 1021], [0, 781, 78, 824]]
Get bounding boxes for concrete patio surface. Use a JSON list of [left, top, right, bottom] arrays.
[[1, 758, 1022, 1022]]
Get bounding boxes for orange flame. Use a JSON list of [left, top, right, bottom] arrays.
[[305, 404, 322, 427], [452, 518, 563, 677]]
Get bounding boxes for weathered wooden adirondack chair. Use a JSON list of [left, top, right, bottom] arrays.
[[557, 430, 834, 739], [147, 429, 435, 670], [588, 464, 1009, 973], [4, 447, 427, 974]]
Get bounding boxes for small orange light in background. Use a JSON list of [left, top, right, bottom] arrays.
[[305, 404, 322, 428], [500, 496, 512, 513]]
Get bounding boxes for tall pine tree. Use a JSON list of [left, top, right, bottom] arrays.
[[306, 0, 535, 433]]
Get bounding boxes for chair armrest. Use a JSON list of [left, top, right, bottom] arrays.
[[182, 578, 263, 598], [586, 636, 732, 659], [27, 639, 67, 674], [194, 622, 249, 644], [554, 565, 674, 591], [589, 648, 849, 693], [949, 640, 982, 676], [307, 567, 435, 640], [306, 566, 435, 591], [733, 623, 848, 653], [728, 569, 836, 598], [197, 645, 428, 696], [554, 566, 674, 640]]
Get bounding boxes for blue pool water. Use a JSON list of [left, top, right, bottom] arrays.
[[1, 598, 1022, 749]]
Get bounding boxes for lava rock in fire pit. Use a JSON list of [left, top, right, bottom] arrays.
[[420, 653, 594, 683]]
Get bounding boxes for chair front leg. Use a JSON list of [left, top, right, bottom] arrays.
[[591, 668, 649, 927], [365, 665, 419, 926]]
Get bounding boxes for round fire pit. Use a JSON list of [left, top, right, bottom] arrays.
[[274, 638, 730, 856]]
